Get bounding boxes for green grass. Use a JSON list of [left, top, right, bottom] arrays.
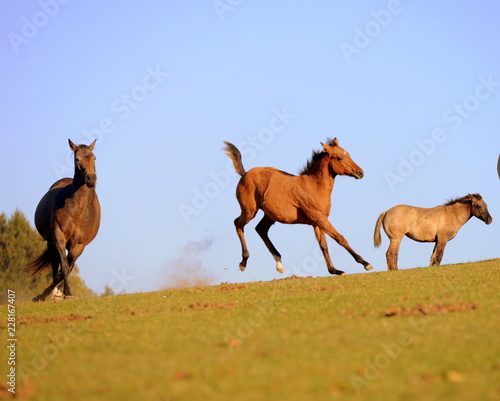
[[2, 260, 499, 401]]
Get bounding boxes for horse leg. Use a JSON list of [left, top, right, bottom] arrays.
[[32, 244, 63, 302], [430, 239, 447, 266], [234, 209, 258, 272], [386, 238, 402, 270], [67, 244, 85, 275], [315, 216, 373, 271], [255, 214, 284, 273], [52, 228, 73, 299], [313, 226, 344, 275], [60, 243, 85, 299]]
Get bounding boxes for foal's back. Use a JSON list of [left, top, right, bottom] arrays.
[[236, 166, 306, 224], [382, 204, 450, 243]]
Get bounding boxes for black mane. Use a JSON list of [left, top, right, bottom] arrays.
[[443, 193, 481, 206], [299, 138, 337, 175]]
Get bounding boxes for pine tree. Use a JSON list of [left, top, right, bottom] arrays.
[[0, 210, 96, 303]]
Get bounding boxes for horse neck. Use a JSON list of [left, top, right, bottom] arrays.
[[446, 201, 472, 227], [71, 172, 97, 203], [305, 155, 336, 192]]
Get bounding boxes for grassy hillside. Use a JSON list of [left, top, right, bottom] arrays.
[[2, 259, 499, 401]]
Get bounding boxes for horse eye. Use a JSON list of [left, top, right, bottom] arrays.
[[338, 157, 344, 161]]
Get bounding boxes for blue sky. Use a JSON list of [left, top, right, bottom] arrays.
[[1, 0, 499, 294]]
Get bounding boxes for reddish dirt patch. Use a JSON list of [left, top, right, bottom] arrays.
[[217, 283, 248, 291], [272, 275, 313, 282], [186, 302, 241, 310], [18, 314, 92, 325], [385, 302, 477, 317], [173, 371, 193, 380]]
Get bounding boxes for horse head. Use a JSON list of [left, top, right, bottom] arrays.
[[321, 138, 364, 179], [69, 139, 97, 188], [469, 194, 492, 224]]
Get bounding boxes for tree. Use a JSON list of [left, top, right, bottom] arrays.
[[0, 210, 96, 303], [100, 285, 116, 297]]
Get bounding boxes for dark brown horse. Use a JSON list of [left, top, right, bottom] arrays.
[[223, 138, 373, 275], [27, 139, 101, 301], [374, 194, 492, 270]]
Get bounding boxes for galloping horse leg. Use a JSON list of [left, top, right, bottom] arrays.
[[234, 210, 257, 272], [430, 238, 447, 266], [52, 243, 84, 299], [32, 244, 63, 302], [67, 243, 85, 275], [53, 228, 74, 299], [315, 216, 373, 272], [48, 257, 64, 301], [255, 214, 284, 273], [386, 238, 402, 270], [313, 226, 344, 275]]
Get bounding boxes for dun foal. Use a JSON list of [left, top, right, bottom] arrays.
[[28, 139, 101, 301], [224, 138, 373, 275], [374, 194, 492, 270]]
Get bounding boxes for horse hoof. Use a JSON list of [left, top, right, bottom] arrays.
[[32, 296, 42, 302], [239, 264, 246, 272], [365, 264, 374, 271], [50, 288, 64, 301], [64, 295, 74, 300], [276, 261, 284, 274]]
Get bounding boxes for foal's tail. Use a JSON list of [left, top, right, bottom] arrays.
[[374, 211, 386, 248], [26, 245, 56, 275], [223, 141, 246, 176]]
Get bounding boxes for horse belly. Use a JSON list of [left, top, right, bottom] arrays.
[[406, 219, 437, 242], [262, 201, 305, 224]]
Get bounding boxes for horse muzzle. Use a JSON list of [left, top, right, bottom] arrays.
[[352, 170, 364, 179], [85, 174, 97, 188]]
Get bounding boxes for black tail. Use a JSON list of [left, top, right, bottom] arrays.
[[223, 141, 246, 176], [26, 246, 56, 275]]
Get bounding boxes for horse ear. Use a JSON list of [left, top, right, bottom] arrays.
[[88, 139, 97, 151], [320, 142, 330, 153], [332, 138, 340, 147], [68, 139, 77, 152]]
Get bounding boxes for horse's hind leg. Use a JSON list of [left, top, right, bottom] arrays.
[[430, 239, 447, 266], [32, 247, 63, 302], [313, 226, 344, 275], [256, 214, 284, 273], [386, 238, 402, 270], [234, 210, 257, 272]]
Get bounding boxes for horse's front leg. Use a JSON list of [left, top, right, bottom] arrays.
[[313, 226, 344, 275], [430, 239, 447, 266], [316, 217, 373, 272], [53, 229, 73, 299]]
